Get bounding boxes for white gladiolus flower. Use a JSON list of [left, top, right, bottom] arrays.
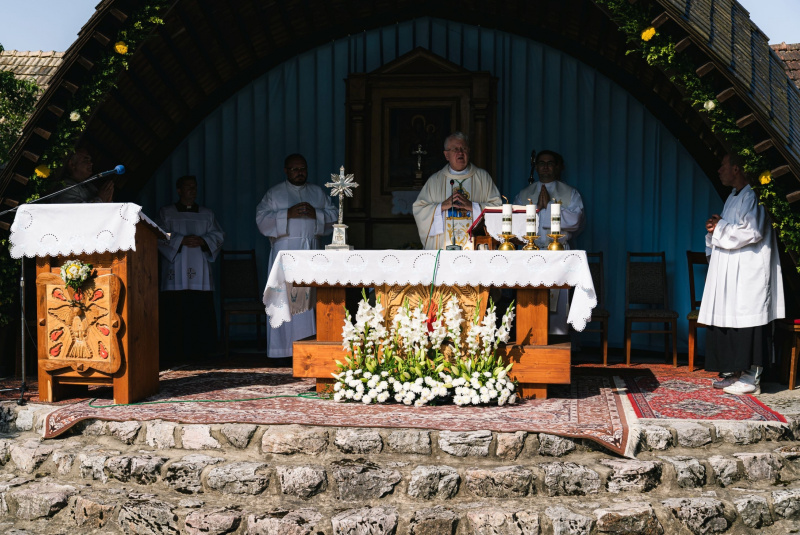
[[355, 383, 364, 394], [353, 392, 363, 401], [334, 382, 342, 391], [345, 390, 354, 399], [471, 395, 480, 405], [333, 392, 344, 401]]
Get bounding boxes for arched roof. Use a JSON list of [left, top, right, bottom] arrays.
[[1, 0, 798, 235]]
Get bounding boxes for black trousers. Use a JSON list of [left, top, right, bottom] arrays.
[[704, 324, 767, 374]]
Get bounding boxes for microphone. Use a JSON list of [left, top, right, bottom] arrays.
[[94, 165, 126, 178], [446, 179, 461, 250]]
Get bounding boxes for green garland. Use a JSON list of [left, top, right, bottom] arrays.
[[595, 0, 800, 271], [0, 1, 170, 327]]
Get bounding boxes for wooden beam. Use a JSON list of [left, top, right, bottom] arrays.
[[22, 151, 39, 164], [13, 173, 28, 185], [788, 191, 800, 204], [33, 127, 51, 140], [152, 25, 210, 100], [2, 198, 19, 208], [735, 113, 756, 128], [0, 221, 10, 232], [771, 165, 791, 178], [124, 67, 179, 125], [498, 343, 572, 385], [716, 87, 737, 102], [47, 105, 64, 118], [109, 8, 128, 22], [77, 55, 94, 71], [696, 62, 715, 77], [93, 31, 111, 46], [139, 45, 194, 112], [651, 12, 670, 28], [61, 80, 78, 93], [754, 139, 774, 153], [675, 36, 693, 52], [196, 0, 242, 69], [174, 3, 224, 87]]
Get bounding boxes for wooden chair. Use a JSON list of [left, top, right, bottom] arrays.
[[778, 319, 800, 390], [220, 249, 266, 356], [584, 252, 610, 365], [686, 251, 708, 371], [624, 252, 678, 367]]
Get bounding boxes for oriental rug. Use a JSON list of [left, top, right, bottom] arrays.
[[41, 366, 634, 457], [620, 373, 787, 423]]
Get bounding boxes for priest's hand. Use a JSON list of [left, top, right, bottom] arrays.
[[289, 202, 316, 219], [442, 192, 471, 213], [537, 185, 550, 211], [98, 181, 114, 203], [181, 235, 205, 248], [706, 214, 721, 233]]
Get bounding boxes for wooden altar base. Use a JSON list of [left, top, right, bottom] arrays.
[[294, 285, 571, 399]]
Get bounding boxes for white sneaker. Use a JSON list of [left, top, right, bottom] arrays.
[[723, 380, 761, 396]]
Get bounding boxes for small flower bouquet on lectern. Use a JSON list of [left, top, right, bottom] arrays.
[[332, 290, 517, 407]]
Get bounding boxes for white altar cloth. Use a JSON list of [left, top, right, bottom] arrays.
[[264, 250, 597, 331], [9, 203, 165, 259]]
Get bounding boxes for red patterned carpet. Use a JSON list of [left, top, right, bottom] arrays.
[[37, 366, 633, 457]]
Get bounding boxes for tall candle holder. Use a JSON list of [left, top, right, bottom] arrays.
[[498, 232, 516, 251], [522, 233, 539, 250], [547, 234, 565, 251]]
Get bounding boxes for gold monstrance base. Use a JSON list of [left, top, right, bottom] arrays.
[[547, 234, 565, 251], [522, 234, 539, 250], [498, 232, 516, 251]]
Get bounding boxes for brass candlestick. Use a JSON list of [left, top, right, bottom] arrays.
[[498, 232, 516, 251], [522, 233, 539, 250], [547, 234, 565, 250]]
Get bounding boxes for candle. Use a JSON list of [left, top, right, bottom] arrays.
[[502, 203, 512, 234], [525, 204, 536, 234], [550, 202, 561, 234]]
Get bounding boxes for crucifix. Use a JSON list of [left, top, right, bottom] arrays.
[[325, 165, 359, 250], [412, 144, 427, 188]]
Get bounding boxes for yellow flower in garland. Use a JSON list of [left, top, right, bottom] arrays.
[[759, 170, 771, 185], [114, 41, 128, 54], [34, 164, 51, 178], [641, 27, 656, 41]]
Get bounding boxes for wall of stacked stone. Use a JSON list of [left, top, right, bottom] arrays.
[[0, 402, 800, 533]]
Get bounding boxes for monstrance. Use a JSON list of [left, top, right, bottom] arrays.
[[325, 165, 359, 250]]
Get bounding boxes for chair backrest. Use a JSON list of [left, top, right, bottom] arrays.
[[686, 251, 708, 311], [220, 249, 260, 301], [625, 252, 668, 308], [586, 252, 605, 307]]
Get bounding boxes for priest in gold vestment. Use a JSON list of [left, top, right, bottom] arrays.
[[412, 132, 502, 249]]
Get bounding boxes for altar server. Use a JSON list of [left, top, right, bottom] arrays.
[[699, 153, 784, 395], [513, 150, 585, 335], [413, 132, 502, 250], [256, 154, 337, 364], [157, 175, 225, 361]]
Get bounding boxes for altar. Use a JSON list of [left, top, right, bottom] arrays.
[[264, 249, 597, 399]]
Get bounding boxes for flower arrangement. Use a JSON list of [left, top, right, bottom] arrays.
[[332, 292, 516, 407], [60, 259, 93, 292]]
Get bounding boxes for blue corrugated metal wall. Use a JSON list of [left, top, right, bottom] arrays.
[[135, 17, 720, 355]]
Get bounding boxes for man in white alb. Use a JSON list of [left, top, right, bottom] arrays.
[[699, 153, 784, 395], [157, 175, 225, 361], [513, 150, 585, 335], [256, 154, 337, 364], [413, 132, 502, 249]]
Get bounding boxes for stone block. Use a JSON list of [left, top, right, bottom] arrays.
[[70, 494, 117, 529], [80, 419, 107, 436], [0, 476, 29, 515], [182, 424, 222, 450], [247, 508, 322, 535], [78, 447, 121, 482], [206, 462, 270, 495], [438, 430, 492, 457], [600, 459, 662, 493], [277, 465, 328, 499], [118, 498, 180, 534], [407, 465, 460, 500], [465, 466, 533, 498], [261, 425, 328, 455], [658, 456, 705, 488], [335, 428, 383, 454], [385, 430, 431, 454], [0, 439, 11, 464], [593, 502, 663, 534], [332, 459, 401, 501], [538, 433, 576, 457], [185, 507, 242, 535], [734, 495, 773, 529], [707, 455, 739, 487], [6, 482, 76, 521], [9, 440, 55, 474], [544, 506, 594, 535], [145, 420, 177, 449], [331, 506, 398, 535], [671, 422, 711, 448], [713, 422, 762, 445], [107, 421, 142, 444], [409, 506, 458, 535], [641, 425, 672, 451], [496, 432, 527, 460], [51, 450, 76, 475], [221, 423, 257, 449], [130, 454, 169, 485], [164, 454, 224, 494], [661, 497, 731, 534], [466, 508, 540, 535], [540, 461, 600, 496], [772, 489, 800, 519], [733, 452, 783, 483]]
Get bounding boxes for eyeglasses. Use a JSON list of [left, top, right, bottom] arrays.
[[536, 161, 558, 168], [446, 147, 469, 154], [286, 166, 307, 172]]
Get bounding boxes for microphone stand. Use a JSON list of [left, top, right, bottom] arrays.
[[446, 179, 462, 250], [0, 166, 124, 404], [528, 149, 537, 185]]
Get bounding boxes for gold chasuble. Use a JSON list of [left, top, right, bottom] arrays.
[[412, 164, 502, 250]]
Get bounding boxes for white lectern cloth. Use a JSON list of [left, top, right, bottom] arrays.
[[9, 203, 165, 259], [264, 249, 597, 332]]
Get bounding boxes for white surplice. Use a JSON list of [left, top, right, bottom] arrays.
[[698, 185, 784, 328], [514, 180, 585, 334], [256, 181, 337, 359], [157, 204, 225, 291]]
